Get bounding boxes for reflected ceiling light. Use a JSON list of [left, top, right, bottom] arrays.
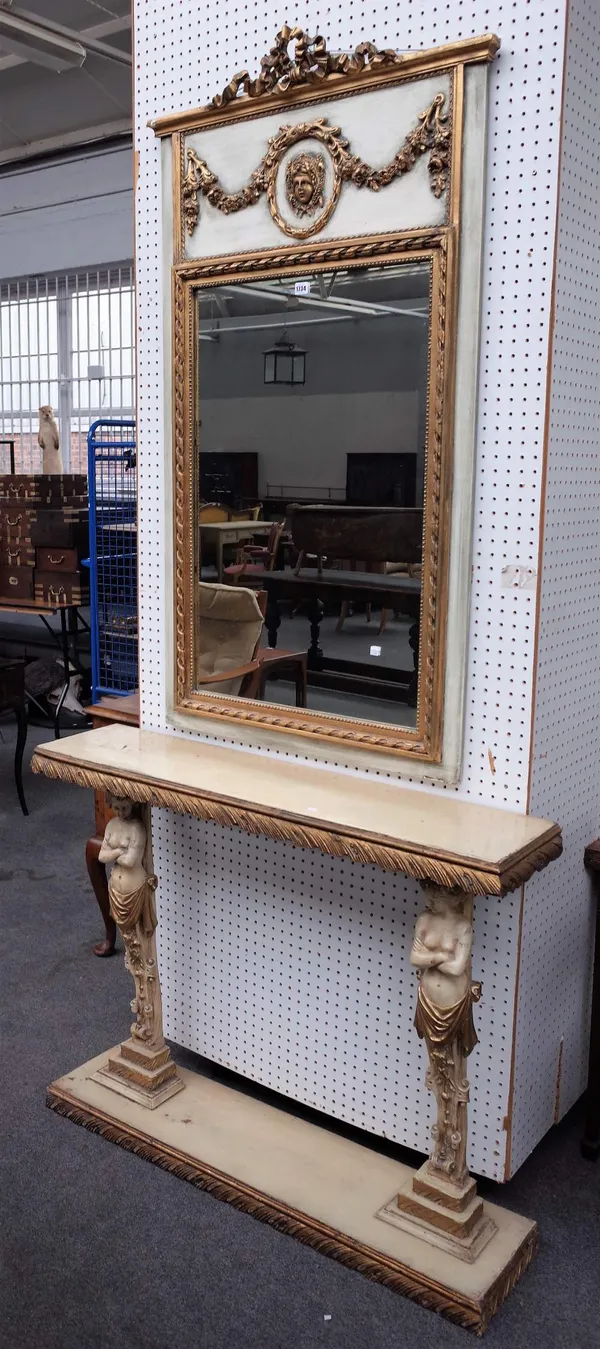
[[0, 9, 86, 71], [263, 332, 306, 386]]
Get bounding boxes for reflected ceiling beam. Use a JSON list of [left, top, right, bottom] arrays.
[[222, 283, 428, 322], [197, 311, 420, 338]]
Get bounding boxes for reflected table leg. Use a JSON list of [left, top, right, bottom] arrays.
[[266, 594, 281, 648], [306, 597, 324, 671]]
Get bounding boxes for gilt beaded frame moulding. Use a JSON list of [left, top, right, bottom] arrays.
[[154, 28, 500, 764]]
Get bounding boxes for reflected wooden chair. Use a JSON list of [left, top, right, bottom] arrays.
[[336, 560, 422, 634], [229, 505, 262, 521], [198, 502, 230, 523], [222, 520, 285, 585]]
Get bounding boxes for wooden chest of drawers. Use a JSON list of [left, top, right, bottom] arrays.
[[0, 476, 89, 604]]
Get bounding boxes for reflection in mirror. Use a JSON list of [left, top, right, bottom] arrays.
[[194, 263, 430, 730]]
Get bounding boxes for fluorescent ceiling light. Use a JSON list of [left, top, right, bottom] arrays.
[[0, 10, 86, 71]]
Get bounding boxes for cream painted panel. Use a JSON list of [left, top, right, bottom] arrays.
[[201, 390, 418, 494], [184, 73, 451, 259]]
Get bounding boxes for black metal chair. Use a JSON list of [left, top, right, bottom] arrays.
[[0, 658, 29, 815]]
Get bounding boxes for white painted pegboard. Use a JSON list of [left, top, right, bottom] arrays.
[[154, 810, 520, 1177], [509, 0, 600, 1175], [133, 2, 581, 1181]]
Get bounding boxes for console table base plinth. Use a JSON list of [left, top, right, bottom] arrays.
[[412, 1161, 478, 1211], [91, 1038, 184, 1110], [394, 1182, 490, 1244], [48, 1051, 538, 1335]]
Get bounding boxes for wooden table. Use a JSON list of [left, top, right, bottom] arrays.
[[582, 838, 600, 1160], [0, 657, 28, 814], [31, 724, 562, 1332], [199, 521, 272, 581], [261, 568, 422, 701]]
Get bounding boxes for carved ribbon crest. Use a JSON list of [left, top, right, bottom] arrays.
[[209, 25, 406, 109], [182, 93, 450, 240]]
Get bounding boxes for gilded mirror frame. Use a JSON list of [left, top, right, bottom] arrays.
[[155, 29, 500, 767]]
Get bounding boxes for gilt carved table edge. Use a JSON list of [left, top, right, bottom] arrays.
[[31, 744, 562, 896]]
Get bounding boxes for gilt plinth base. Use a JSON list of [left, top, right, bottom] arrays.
[[91, 1038, 184, 1109], [384, 1160, 498, 1261], [48, 1049, 538, 1334]]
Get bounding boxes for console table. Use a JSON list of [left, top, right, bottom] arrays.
[[32, 724, 562, 1333]]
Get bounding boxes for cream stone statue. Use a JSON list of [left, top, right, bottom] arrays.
[[410, 887, 481, 1190], [99, 797, 161, 1045], [94, 797, 183, 1107], [38, 405, 63, 474]]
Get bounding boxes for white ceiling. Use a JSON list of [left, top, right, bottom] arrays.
[[0, 0, 131, 163]]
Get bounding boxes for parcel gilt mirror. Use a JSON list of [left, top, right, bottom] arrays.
[[159, 28, 498, 768]]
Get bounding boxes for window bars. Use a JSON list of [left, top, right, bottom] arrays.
[[0, 265, 134, 474]]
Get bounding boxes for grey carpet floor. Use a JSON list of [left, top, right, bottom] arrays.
[[1, 720, 599, 1349]]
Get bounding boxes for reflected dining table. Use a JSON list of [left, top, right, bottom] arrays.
[[199, 521, 272, 582]]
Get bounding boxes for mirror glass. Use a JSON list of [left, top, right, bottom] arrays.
[[193, 262, 430, 730]]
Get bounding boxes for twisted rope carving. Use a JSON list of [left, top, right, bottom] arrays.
[[31, 751, 562, 895]]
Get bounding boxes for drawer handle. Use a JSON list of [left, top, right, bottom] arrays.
[[7, 549, 20, 562], [48, 553, 65, 564], [8, 484, 24, 497], [9, 576, 18, 586], [6, 513, 22, 526], [48, 585, 66, 602]]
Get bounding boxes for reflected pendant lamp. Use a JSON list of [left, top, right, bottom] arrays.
[[263, 333, 306, 386]]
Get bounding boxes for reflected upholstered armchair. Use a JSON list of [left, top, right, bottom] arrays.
[[197, 582, 266, 695], [197, 581, 307, 707]]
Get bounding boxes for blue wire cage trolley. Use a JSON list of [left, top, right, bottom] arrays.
[[87, 419, 137, 703]]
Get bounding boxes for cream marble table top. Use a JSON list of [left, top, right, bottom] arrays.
[[32, 724, 561, 895]]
